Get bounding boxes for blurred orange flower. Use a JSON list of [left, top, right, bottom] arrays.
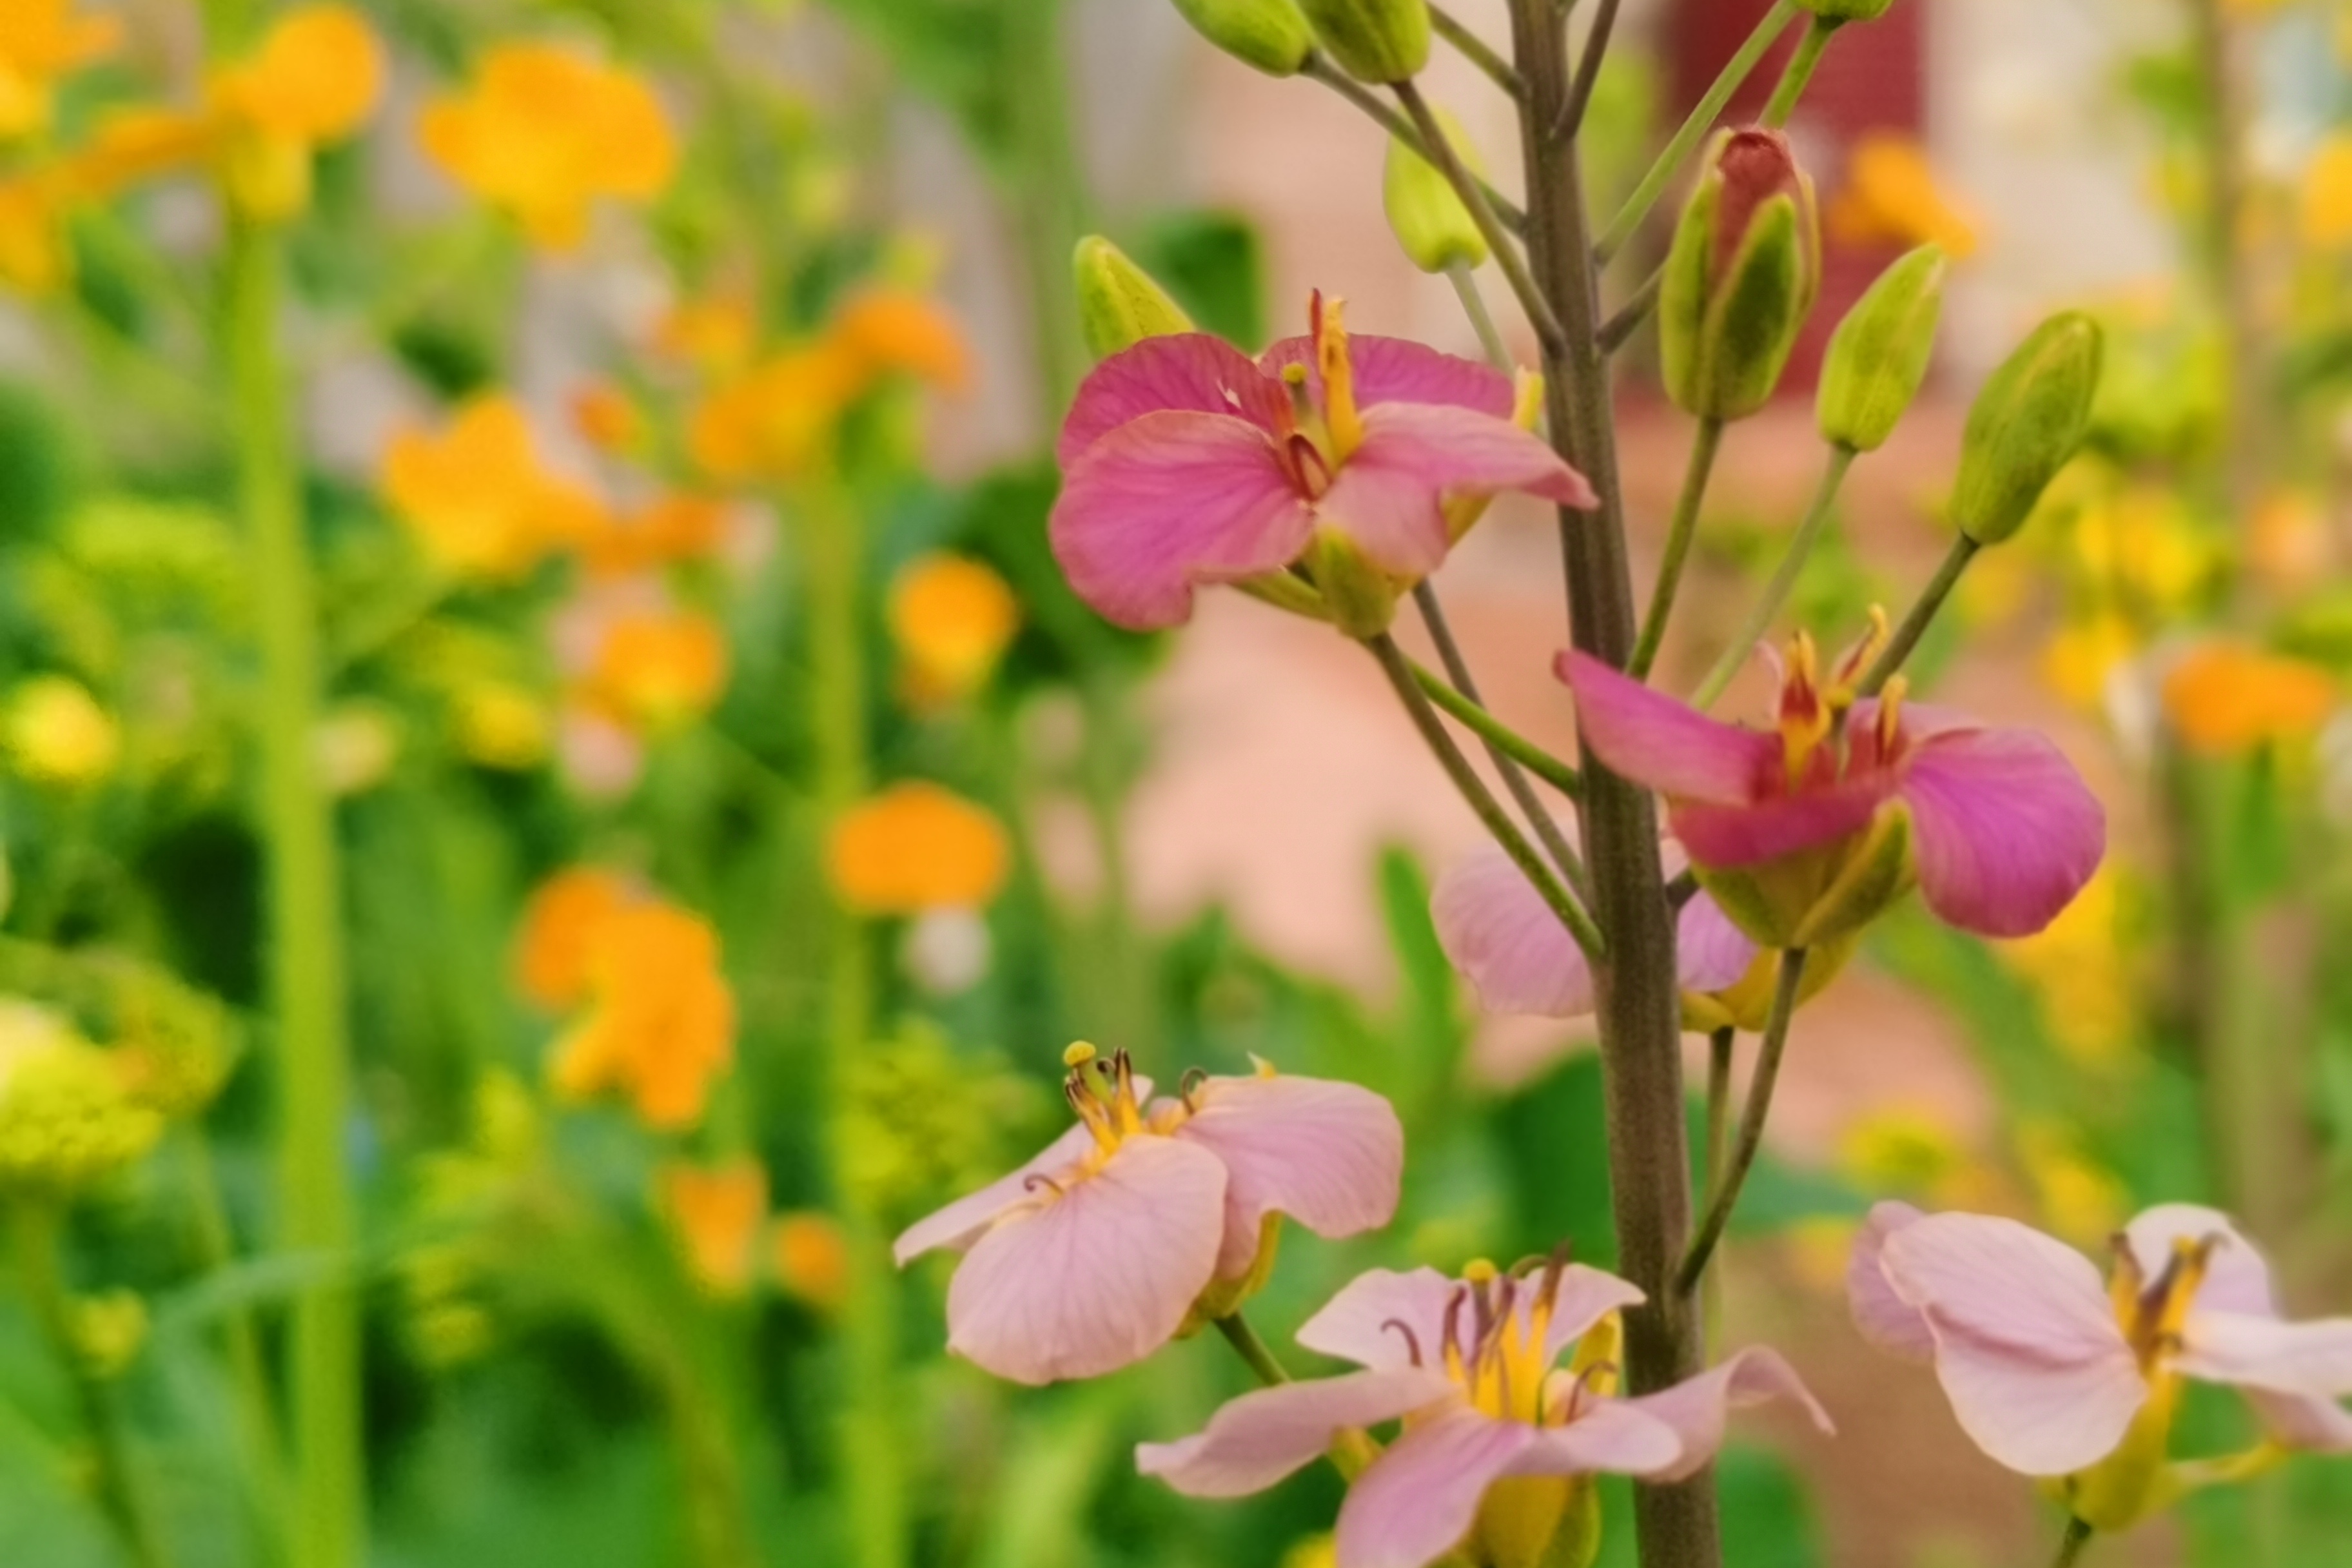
[[888, 553, 1019, 707], [772, 1210, 848, 1313], [1827, 134, 1980, 258], [210, 3, 384, 218], [420, 43, 676, 250], [576, 495, 729, 580], [578, 608, 728, 732], [0, 175, 70, 293], [380, 395, 601, 580], [514, 867, 639, 1011], [547, 901, 734, 1131], [826, 781, 1010, 915], [0, 1, 121, 141], [569, 380, 645, 455], [687, 344, 865, 484], [654, 291, 759, 375], [830, 289, 972, 391], [2161, 641, 2337, 756], [660, 1159, 767, 1298]]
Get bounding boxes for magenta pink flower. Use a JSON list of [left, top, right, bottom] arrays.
[[893, 1048, 1402, 1386], [1557, 638, 2104, 942], [1050, 296, 1595, 631], [1850, 1202, 2352, 1521], [1139, 1261, 1828, 1568]]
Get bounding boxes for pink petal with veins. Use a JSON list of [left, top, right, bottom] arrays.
[[1259, 333, 1514, 417], [1057, 335, 1287, 466], [1556, 651, 1779, 806], [1899, 725, 2105, 937], [1175, 1073, 1404, 1278], [1137, 1369, 1459, 1497]]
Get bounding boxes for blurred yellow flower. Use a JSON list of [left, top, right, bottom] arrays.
[[687, 344, 865, 484], [1999, 866, 2133, 1067], [771, 1210, 848, 1312], [1838, 1105, 1972, 1202], [0, 1000, 161, 1195], [380, 395, 601, 580], [0, 1, 121, 141], [888, 553, 1019, 707], [654, 290, 759, 376], [660, 1158, 767, 1298], [2249, 489, 2333, 588], [419, 43, 677, 250], [0, 175, 71, 294], [2161, 640, 2337, 756], [2070, 486, 2215, 613], [569, 380, 645, 455], [209, 3, 384, 219], [826, 782, 1010, 916], [2302, 133, 2352, 249], [514, 867, 640, 1012], [547, 899, 735, 1132], [2015, 1122, 2126, 1248], [5, 675, 119, 786], [452, 681, 553, 770], [1279, 1535, 1339, 1568], [576, 495, 729, 580], [577, 608, 728, 732], [1827, 134, 1981, 258], [2040, 613, 2138, 709]]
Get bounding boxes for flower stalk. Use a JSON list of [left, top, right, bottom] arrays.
[[1408, 662, 1584, 801], [1856, 534, 1978, 698], [1678, 949, 1807, 1295], [1761, 15, 1839, 128], [1631, 416, 1726, 680], [2050, 1518, 2095, 1568], [1691, 444, 1856, 708]]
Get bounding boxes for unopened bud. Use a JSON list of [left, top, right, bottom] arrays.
[[1382, 106, 1486, 273], [1950, 311, 2103, 547], [1171, 0, 1315, 76], [1073, 237, 1195, 361], [1817, 244, 1946, 453], [1296, 0, 1429, 84], [1660, 129, 1820, 422]]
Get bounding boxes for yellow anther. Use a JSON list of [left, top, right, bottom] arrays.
[[2152, 1236, 2216, 1345], [1062, 1041, 1097, 1069], [1316, 295, 1365, 458], [1511, 368, 1545, 433], [1462, 1258, 1500, 1284], [1247, 1052, 1280, 1079], [1875, 675, 1908, 754]]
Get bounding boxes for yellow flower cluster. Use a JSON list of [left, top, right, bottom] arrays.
[[1997, 868, 2135, 1068], [0, 999, 162, 1197], [0, 0, 121, 141]]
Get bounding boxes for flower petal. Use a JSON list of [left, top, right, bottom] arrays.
[[1879, 1212, 2147, 1475], [1298, 1267, 1464, 1371], [1259, 333, 1513, 416], [1536, 1265, 1649, 1366], [1556, 651, 1778, 806], [2177, 1310, 2352, 1399], [1678, 887, 1763, 994], [892, 1119, 1101, 1264], [1505, 1399, 1685, 1478], [1137, 1370, 1460, 1497], [1669, 776, 1894, 869], [1319, 404, 1594, 576], [945, 1133, 1226, 1384], [1058, 335, 1287, 466], [1176, 1073, 1405, 1277], [1899, 726, 2106, 937], [2121, 1204, 2275, 1317], [1612, 1347, 1834, 1482], [1431, 845, 1596, 1017], [1050, 411, 1313, 631], [2244, 1389, 2352, 1453], [1333, 1407, 1536, 1568], [1847, 1200, 1937, 1362]]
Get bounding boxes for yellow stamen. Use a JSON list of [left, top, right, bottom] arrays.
[[1510, 368, 1544, 432], [1317, 295, 1365, 458], [1062, 1041, 1097, 1068], [1778, 630, 1830, 779], [1874, 675, 1908, 756], [1463, 1258, 1500, 1284]]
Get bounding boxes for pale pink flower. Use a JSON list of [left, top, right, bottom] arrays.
[[894, 1049, 1402, 1386], [1851, 1202, 2352, 1491], [1139, 1261, 1829, 1568]]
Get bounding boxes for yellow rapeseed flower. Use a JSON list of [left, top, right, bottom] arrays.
[[380, 395, 601, 581], [1838, 1105, 1973, 1201], [660, 1158, 767, 1298], [0, 173, 72, 295], [419, 43, 678, 250], [576, 608, 729, 733], [829, 289, 972, 392], [687, 342, 867, 484], [547, 900, 735, 1132], [574, 495, 728, 580], [2041, 613, 2139, 709], [2016, 1122, 2126, 1248], [1827, 134, 1981, 258], [888, 553, 1019, 707], [0, 1, 121, 142], [2162, 640, 2337, 757], [771, 1210, 848, 1312], [5, 675, 119, 786], [208, 3, 385, 219], [1999, 867, 2133, 1067], [2302, 133, 2352, 250], [825, 781, 1010, 916], [451, 681, 553, 770], [0, 999, 161, 1196], [514, 866, 639, 1012]]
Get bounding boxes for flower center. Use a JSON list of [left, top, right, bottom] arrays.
[[2109, 1231, 2220, 1375], [1772, 607, 1902, 789], [1386, 1251, 1596, 1428], [1312, 291, 1366, 461], [1059, 1041, 1147, 1160]]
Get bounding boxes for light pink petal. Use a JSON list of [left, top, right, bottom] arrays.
[[1050, 411, 1314, 631], [1317, 404, 1592, 576], [1177, 1073, 1405, 1278], [1298, 1267, 1464, 1371], [894, 1119, 1102, 1264], [1058, 335, 1287, 466], [1556, 651, 1778, 806], [1431, 845, 1595, 1017], [2121, 1204, 2275, 1317], [2244, 1389, 2352, 1452], [1669, 778, 1896, 870], [1899, 726, 2106, 937], [1678, 890, 1761, 994], [2177, 1310, 2352, 1398], [1507, 1399, 1684, 1478], [945, 1134, 1226, 1385], [1136, 1369, 1461, 1497], [1879, 1213, 2147, 1475], [1259, 333, 1513, 417], [1612, 1347, 1835, 1483], [1534, 1265, 1649, 1366], [1333, 1407, 1536, 1568], [1847, 1201, 1936, 1362]]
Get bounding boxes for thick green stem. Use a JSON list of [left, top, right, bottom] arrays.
[[2187, 0, 2262, 521], [1692, 444, 1856, 709], [1304, 57, 1529, 235], [12, 1208, 169, 1568], [1856, 534, 1979, 699], [1761, 17, 1839, 128], [228, 219, 361, 1568], [1507, 0, 1718, 1558], [1004, 0, 1090, 414], [1631, 417, 1725, 680], [1678, 950, 1807, 1295], [1396, 79, 1566, 353], [800, 473, 905, 1568], [1594, 0, 1801, 262]]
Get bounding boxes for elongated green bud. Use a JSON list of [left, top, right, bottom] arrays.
[[1073, 237, 1195, 360], [1297, 0, 1428, 84], [1382, 106, 1486, 273], [1817, 244, 1946, 453], [1660, 128, 1820, 422], [1950, 312, 2104, 547], [1799, 0, 1895, 19], [1170, 0, 1314, 77]]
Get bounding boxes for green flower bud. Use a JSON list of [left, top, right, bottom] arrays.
[[1170, 0, 1315, 76], [1296, 0, 1429, 84], [1304, 526, 1402, 639], [1073, 237, 1195, 361], [1950, 311, 2104, 547], [1697, 801, 1914, 950], [1382, 106, 1487, 273], [1799, 0, 1895, 19], [1660, 129, 1821, 422], [1817, 244, 1947, 453]]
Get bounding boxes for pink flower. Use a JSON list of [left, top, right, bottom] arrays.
[[894, 1048, 1402, 1386], [1558, 632, 2104, 943], [1050, 295, 1595, 632], [1139, 1260, 1829, 1568], [1850, 1202, 2352, 1527]]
